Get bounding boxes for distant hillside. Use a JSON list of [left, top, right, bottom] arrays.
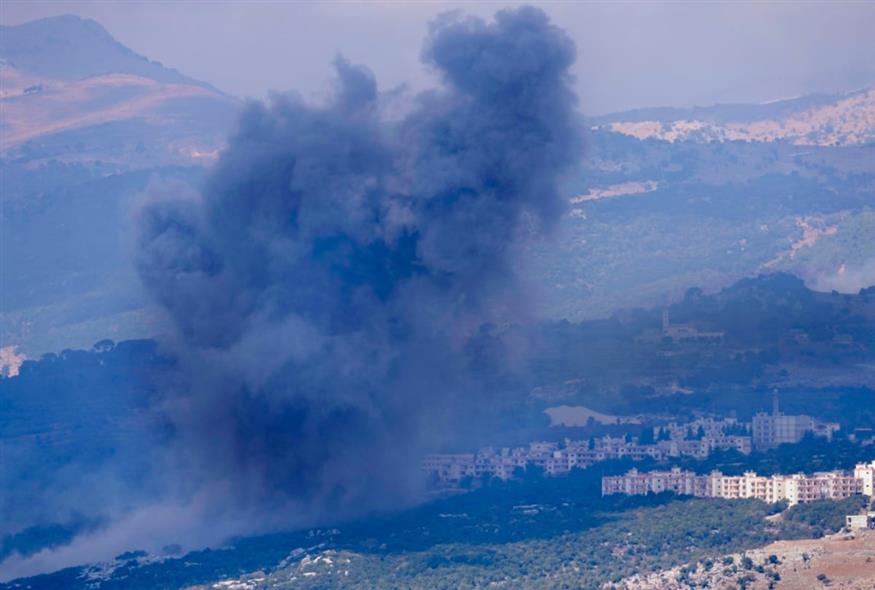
[[0, 15, 239, 357], [0, 15, 237, 168], [0, 14, 217, 90], [527, 104, 875, 322], [592, 87, 875, 146], [2, 14, 874, 358], [520, 271, 875, 416]]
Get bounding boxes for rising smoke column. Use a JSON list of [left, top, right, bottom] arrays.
[[137, 6, 582, 522]]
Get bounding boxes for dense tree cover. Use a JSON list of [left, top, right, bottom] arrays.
[[251, 499, 780, 590], [779, 495, 871, 539], [535, 129, 875, 321], [498, 273, 875, 436]]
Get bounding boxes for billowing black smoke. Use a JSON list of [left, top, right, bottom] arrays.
[[137, 6, 582, 523]]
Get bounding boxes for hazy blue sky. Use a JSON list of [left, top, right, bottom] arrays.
[[2, 1, 874, 115]]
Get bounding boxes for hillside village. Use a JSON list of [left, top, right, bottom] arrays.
[[422, 392, 849, 486]]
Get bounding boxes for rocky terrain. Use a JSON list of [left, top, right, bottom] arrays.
[[609, 529, 875, 590]]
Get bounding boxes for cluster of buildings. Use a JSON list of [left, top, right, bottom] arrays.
[[654, 391, 840, 452], [423, 421, 752, 484], [602, 461, 875, 506], [422, 393, 843, 486], [655, 416, 750, 448]]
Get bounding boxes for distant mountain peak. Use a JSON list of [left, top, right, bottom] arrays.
[[0, 14, 238, 166], [0, 14, 223, 94]]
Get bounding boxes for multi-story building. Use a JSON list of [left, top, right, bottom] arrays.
[[854, 461, 875, 496], [752, 391, 840, 450], [603, 463, 874, 506], [708, 471, 789, 504], [601, 467, 711, 497], [784, 472, 861, 505], [657, 439, 709, 459], [709, 435, 753, 455]]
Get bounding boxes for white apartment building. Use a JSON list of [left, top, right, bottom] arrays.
[[784, 472, 861, 505], [603, 463, 873, 506], [601, 467, 711, 497], [708, 471, 789, 504]]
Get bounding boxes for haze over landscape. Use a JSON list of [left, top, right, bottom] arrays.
[[1, 3, 875, 589], [3, 1, 875, 114]]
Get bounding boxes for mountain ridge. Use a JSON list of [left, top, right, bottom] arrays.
[[0, 15, 238, 168], [592, 86, 875, 146], [591, 87, 870, 125], [0, 14, 225, 94]]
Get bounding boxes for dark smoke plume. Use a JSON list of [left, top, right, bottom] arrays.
[[137, 6, 582, 524]]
